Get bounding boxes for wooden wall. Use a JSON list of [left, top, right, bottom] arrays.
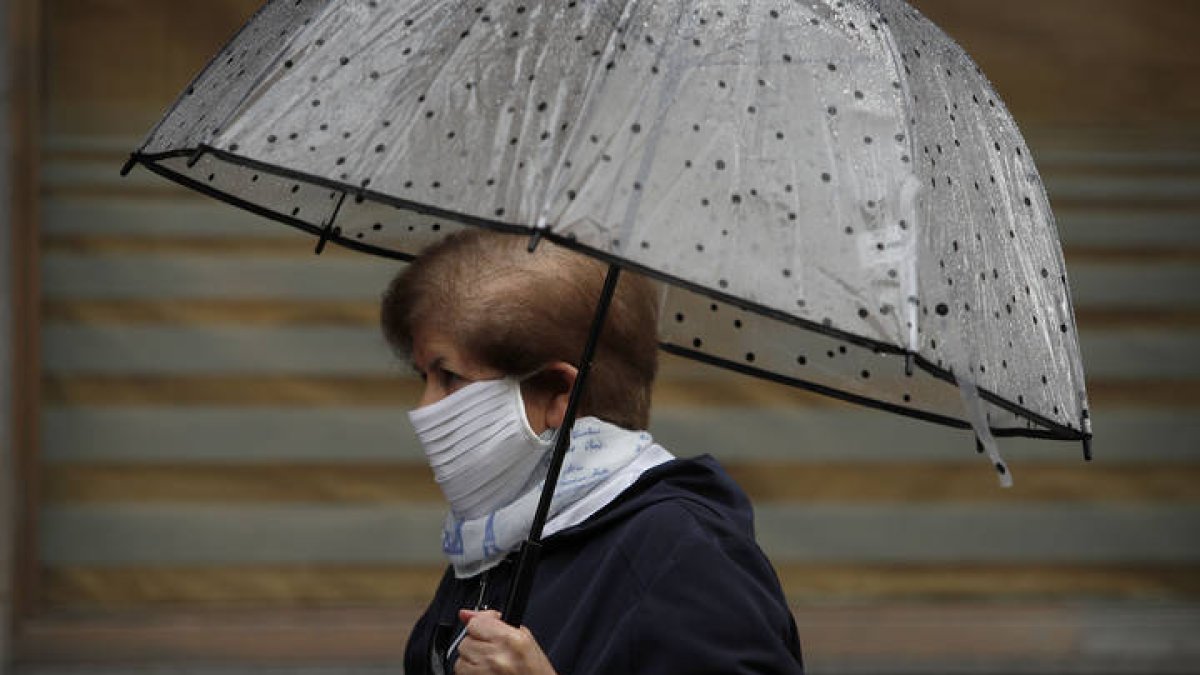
[[10, 0, 1200, 671]]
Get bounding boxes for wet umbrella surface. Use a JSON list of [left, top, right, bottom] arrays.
[[125, 1, 1091, 495]]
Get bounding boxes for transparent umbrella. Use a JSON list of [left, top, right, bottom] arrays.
[[123, 0, 1092, 622]]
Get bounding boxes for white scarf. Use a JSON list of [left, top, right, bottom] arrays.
[[441, 416, 674, 578]]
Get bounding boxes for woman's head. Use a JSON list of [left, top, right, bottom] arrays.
[[381, 229, 660, 430]]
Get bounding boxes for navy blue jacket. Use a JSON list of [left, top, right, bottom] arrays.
[[404, 455, 804, 674]]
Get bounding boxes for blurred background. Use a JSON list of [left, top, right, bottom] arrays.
[[3, 0, 1199, 673]]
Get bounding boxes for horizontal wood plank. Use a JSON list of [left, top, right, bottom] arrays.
[[42, 194, 1200, 250], [15, 606, 421, 663], [42, 463, 441, 505], [1074, 309, 1200, 330], [723, 462, 1200, 504], [911, 0, 1200, 127], [41, 324, 398, 375], [41, 252, 1200, 309], [40, 298, 1200, 330], [37, 563, 1200, 608], [40, 254, 399, 301], [37, 406, 1197, 464], [38, 323, 1200, 380], [41, 565, 443, 608], [41, 234, 346, 258], [17, 602, 1200, 667], [40, 374, 845, 408], [17, 602, 1200, 666], [42, 374, 1200, 407], [42, 375, 422, 406], [776, 563, 1200, 602], [43, 195, 293, 237], [39, 232, 1200, 264], [40, 462, 1200, 505], [40, 0, 1200, 138], [1065, 246, 1200, 265], [38, 503, 1200, 565], [44, 298, 381, 326]]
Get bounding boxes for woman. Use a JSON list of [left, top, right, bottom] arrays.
[[382, 229, 804, 674]]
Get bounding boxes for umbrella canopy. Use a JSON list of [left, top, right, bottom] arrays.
[[125, 0, 1092, 477]]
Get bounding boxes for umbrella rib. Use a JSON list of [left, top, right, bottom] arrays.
[[535, 1, 649, 228], [874, 1, 924, 353], [661, 342, 974, 430], [132, 0, 307, 155], [131, 150, 413, 262], [660, 342, 1087, 443], [313, 191, 348, 255]]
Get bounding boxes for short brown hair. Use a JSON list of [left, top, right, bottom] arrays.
[[381, 230, 660, 429]]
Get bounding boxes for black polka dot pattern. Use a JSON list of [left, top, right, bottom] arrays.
[[135, 0, 1089, 444]]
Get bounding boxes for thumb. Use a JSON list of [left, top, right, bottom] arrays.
[[458, 608, 502, 624]]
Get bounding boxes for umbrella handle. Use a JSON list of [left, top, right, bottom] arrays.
[[502, 263, 622, 626], [503, 540, 542, 626]]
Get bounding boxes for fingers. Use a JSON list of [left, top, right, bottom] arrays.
[[458, 608, 502, 626], [455, 610, 516, 675], [453, 609, 555, 675]]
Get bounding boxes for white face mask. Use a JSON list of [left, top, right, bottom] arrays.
[[407, 376, 554, 520]]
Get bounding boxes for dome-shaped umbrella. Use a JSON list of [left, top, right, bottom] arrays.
[[122, 0, 1092, 624]]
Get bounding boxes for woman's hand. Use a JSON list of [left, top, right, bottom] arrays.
[[454, 609, 558, 675]]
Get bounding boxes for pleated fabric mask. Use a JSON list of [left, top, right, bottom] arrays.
[[408, 377, 552, 520]]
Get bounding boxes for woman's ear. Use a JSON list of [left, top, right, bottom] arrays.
[[524, 361, 577, 433]]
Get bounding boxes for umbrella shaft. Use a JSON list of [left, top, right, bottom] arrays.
[[504, 262, 622, 625]]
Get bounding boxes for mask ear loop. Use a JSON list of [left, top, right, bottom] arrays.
[[511, 370, 559, 443]]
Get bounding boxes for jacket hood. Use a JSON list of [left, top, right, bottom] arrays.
[[546, 454, 756, 545]]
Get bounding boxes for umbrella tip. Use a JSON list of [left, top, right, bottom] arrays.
[[314, 225, 340, 256], [185, 147, 206, 168], [119, 154, 138, 177], [527, 230, 544, 253]]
